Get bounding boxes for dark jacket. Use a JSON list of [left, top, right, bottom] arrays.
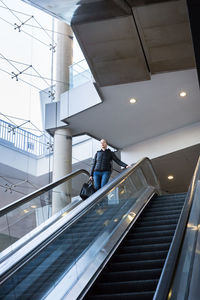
[[90, 149, 127, 176]]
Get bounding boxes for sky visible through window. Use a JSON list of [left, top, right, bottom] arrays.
[[0, 0, 83, 134]]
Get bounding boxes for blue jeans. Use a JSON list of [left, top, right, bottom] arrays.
[[93, 171, 111, 191]]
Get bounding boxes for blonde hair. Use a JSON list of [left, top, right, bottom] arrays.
[[101, 139, 108, 144]]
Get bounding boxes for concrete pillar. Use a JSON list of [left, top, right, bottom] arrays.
[[55, 20, 73, 100], [52, 21, 73, 214], [52, 128, 72, 214]]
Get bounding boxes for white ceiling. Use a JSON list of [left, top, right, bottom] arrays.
[[152, 143, 200, 193], [65, 68, 200, 149], [23, 0, 200, 150]]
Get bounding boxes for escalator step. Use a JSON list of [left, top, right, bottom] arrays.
[[95, 279, 158, 294], [152, 198, 184, 204], [140, 215, 180, 222], [125, 236, 173, 246], [128, 229, 175, 239], [149, 202, 183, 209], [100, 268, 162, 282], [145, 206, 182, 213], [113, 250, 168, 262], [86, 291, 155, 300], [118, 242, 170, 254], [142, 210, 181, 217], [133, 224, 176, 233], [107, 259, 165, 272], [153, 198, 184, 203], [137, 218, 179, 226], [152, 201, 183, 206], [154, 194, 185, 200]]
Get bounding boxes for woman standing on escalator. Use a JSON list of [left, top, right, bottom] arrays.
[[90, 139, 130, 191]]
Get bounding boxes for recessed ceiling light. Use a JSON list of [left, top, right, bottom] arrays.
[[129, 98, 137, 104], [31, 205, 37, 209], [168, 175, 174, 180], [179, 91, 187, 97]]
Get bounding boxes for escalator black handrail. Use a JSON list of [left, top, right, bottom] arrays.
[[153, 155, 200, 300], [0, 169, 90, 217], [63, 157, 160, 220], [0, 157, 160, 279]]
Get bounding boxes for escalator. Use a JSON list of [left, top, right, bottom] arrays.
[[84, 193, 186, 300], [0, 157, 199, 299]]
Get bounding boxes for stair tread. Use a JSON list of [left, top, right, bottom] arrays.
[[95, 279, 159, 293], [108, 259, 165, 271], [101, 268, 162, 282], [118, 243, 170, 253], [116, 250, 168, 259], [87, 291, 155, 300], [125, 236, 173, 245], [128, 229, 175, 238]]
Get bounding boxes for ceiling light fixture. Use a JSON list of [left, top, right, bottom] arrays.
[[168, 175, 174, 180], [129, 98, 137, 104], [179, 91, 187, 97]]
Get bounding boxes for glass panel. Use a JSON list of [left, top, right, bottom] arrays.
[[69, 59, 92, 89], [0, 233, 75, 300], [140, 159, 159, 188], [0, 215, 13, 252], [72, 169, 147, 277], [0, 172, 89, 253], [0, 164, 151, 298]]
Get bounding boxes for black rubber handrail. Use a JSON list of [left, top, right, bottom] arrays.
[[0, 169, 90, 217], [153, 155, 200, 300]]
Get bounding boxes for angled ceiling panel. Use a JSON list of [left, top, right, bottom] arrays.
[[73, 15, 150, 86], [132, 0, 196, 74]]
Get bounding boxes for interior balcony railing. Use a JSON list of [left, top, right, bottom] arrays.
[[69, 59, 93, 89], [0, 119, 52, 158]]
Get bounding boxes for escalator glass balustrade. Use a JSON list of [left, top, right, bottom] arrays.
[[0, 170, 90, 255], [0, 159, 160, 299]]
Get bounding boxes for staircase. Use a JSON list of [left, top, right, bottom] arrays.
[[84, 193, 186, 300]]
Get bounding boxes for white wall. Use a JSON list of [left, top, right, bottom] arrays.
[[72, 139, 93, 164], [121, 122, 200, 164], [36, 155, 53, 177], [2, 121, 199, 177], [0, 138, 95, 177], [60, 80, 102, 119], [0, 145, 37, 175]]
